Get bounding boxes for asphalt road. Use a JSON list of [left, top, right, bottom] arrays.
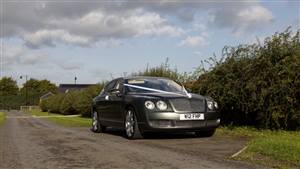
[[0, 111, 264, 169]]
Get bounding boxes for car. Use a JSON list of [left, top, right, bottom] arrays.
[[91, 76, 220, 139]]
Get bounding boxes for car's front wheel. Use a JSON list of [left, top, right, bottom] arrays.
[[91, 109, 106, 133], [124, 108, 143, 139]]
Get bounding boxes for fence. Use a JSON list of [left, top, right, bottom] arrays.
[[20, 106, 40, 112]]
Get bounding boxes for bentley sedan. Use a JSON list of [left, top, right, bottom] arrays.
[[91, 76, 220, 139]]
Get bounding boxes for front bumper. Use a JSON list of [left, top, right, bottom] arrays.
[[139, 111, 220, 132]]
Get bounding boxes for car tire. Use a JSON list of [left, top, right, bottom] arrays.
[[91, 109, 106, 133], [195, 129, 216, 137], [124, 108, 143, 139]]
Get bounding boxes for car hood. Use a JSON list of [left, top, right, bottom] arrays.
[[127, 92, 206, 100]]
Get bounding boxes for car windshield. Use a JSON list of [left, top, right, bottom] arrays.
[[125, 78, 185, 94]]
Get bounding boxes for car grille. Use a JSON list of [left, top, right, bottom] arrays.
[[149, 120, 206, 128], [170, 98, 205, 112]]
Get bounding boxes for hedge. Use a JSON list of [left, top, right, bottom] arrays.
[[192, 28, 300, 130], [40, 84, 103, 117]]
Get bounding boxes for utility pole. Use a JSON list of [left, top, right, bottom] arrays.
[[74, 76, 77, 85]]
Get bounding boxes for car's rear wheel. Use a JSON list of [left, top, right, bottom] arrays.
[[125, 108, 143, 139], [91, 109, 106, 133], [195, 129, 216, 137]]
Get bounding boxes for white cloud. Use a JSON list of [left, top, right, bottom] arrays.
[[180, 35, 208, 47], [211, 4, 274, 35], [193, 51, 202, 56], [23, 30, 91, 48], [3, 1, 276, 48], [21, 10, 183, 48], [3, 46, 49, 67]]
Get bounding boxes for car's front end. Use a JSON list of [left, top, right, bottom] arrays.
[[130, 93, 220, 133]]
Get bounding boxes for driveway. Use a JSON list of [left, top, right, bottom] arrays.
[[0, 111, 263, 169]]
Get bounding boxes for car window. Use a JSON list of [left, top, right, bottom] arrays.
[[104, 80, 117, 93], [114, 79, 124, 91]]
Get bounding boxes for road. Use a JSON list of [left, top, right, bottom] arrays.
[[0, 111, 263, 169]]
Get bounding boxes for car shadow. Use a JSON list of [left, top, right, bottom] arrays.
[[103, 128, 210, 140]]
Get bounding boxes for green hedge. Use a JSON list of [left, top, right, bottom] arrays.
[[40, 85, 103, 117], [192, 28, 300, 130]]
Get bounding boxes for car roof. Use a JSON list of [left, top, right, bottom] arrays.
[[123, 76, 170, 81]]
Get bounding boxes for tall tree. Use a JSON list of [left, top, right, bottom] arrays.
[[0, 77, 19, 96], [20, 79, 57, 105]]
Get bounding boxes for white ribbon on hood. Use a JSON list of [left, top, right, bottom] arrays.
[[124, 84, 192, 98]]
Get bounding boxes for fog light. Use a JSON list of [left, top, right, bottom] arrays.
[[216, 118, 220, 124]]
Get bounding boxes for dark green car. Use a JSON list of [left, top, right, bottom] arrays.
[[91, 76, 220, 139]]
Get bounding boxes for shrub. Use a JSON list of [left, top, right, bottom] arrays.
[[60, 92, 79, 115], [193, 28, 300, 130], [40, 84, 104, 116], [73, 85, 103, 117], [48, 94, 65, 114]]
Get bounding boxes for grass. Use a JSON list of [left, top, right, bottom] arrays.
[[0, 112, 6, 125], [28, 110, 91, 127], [217, 127, 300, 169]]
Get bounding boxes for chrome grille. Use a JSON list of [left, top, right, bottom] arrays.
[[170, 98, 205, 112]]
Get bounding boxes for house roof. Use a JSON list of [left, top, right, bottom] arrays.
[[58, 84, 94, 93], [40, 92, 54, 100]]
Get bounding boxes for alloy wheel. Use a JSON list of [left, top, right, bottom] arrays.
[[92, 111, 99, 131], [125, 110, 135, 138]]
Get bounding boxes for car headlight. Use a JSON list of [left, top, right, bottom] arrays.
[[207, 100, 214, 110], [214, 102, 218, 109], [145, 101, 155, 110], [156, 100, 168, 110]]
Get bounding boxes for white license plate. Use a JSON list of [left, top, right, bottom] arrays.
[[179, 113, 204, 120]]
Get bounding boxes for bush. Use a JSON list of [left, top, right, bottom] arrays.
[[60, 92, 79, 115], [40, 84, 103, 116], [48, 94, 65, 114], [73, 85, 103, 117], [193, 28, 300, 130]]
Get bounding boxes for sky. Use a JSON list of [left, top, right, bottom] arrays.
[[0, 0, 299, 85]]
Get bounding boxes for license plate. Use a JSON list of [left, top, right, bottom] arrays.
[[179, 113, 204, 120]]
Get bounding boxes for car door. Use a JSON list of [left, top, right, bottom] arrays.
[[95, 80, 117, 123], [107, 79, 124, 126]]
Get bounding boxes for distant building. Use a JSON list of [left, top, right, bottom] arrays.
[[39, 91, 55, 103], [58, 84, 94, 93]]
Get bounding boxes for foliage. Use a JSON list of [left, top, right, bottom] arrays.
[[193, 28, 300, 130], [20, 78, 58, 105], [40, 84, 103, 117], [0, 77, 19, 96], [133, 58, 193, 84], [0, 112, 6, 125], [0, 77, 19, 110]]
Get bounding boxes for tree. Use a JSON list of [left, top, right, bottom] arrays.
[[20, 78, 57, 105], [0, 77, 19, 109], [0, 77, 19, 96]]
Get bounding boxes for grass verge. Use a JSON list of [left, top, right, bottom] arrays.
[[29, 110, 91, 127], [0, 112, 6, 125], [217, 127, 300, 169]]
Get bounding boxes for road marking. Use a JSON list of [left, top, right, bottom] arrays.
[[7, 115, 81, 119]]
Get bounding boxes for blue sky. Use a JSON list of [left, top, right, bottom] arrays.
[[1, 0, 299, 85]]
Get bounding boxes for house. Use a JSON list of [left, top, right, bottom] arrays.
[[58, 84, 94, 93], [39, 91, 55, 103]]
